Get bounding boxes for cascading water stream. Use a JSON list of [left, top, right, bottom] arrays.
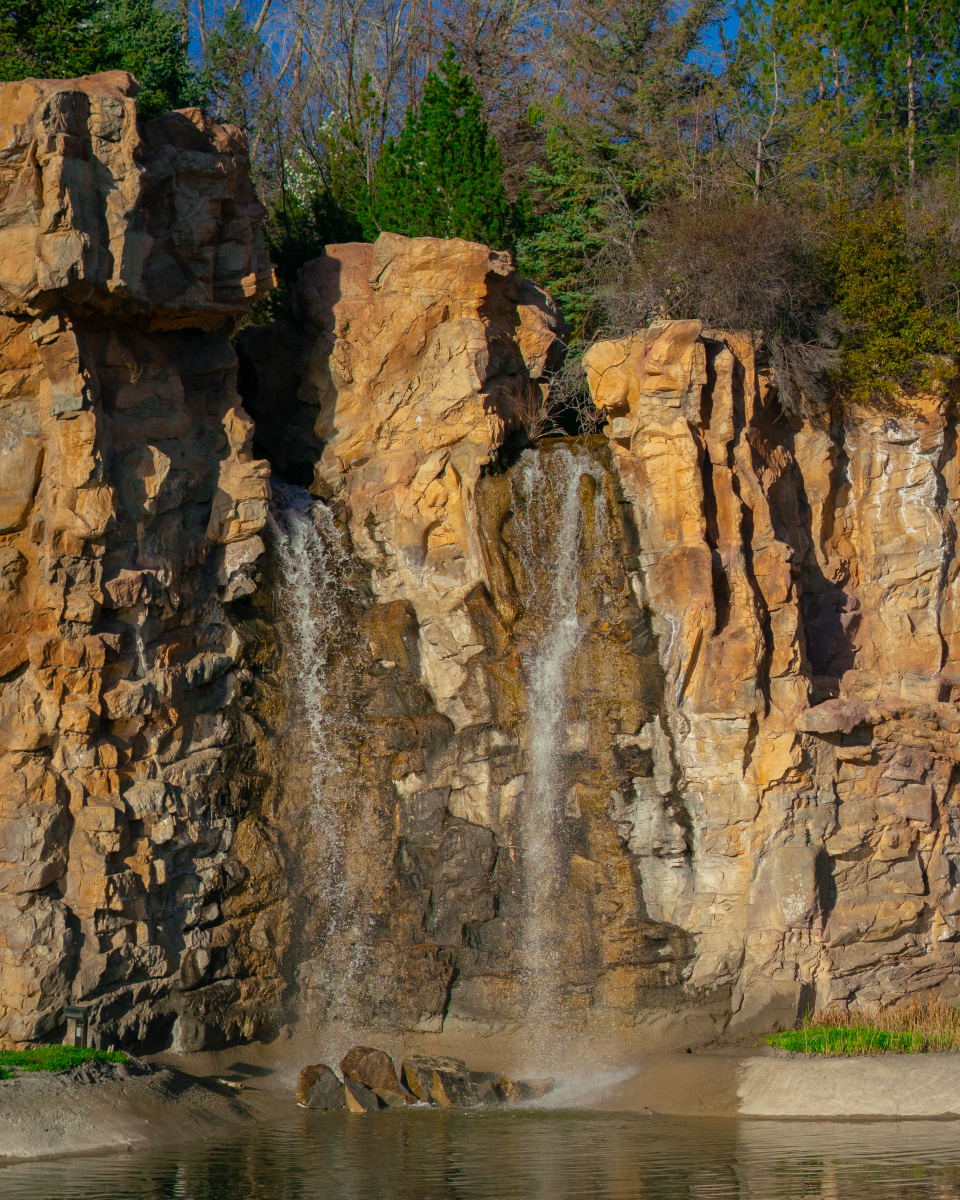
[[512, 444, 607, 1025], [268, 481, 371, 1017]]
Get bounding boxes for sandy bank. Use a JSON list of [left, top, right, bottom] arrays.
[[6, 1018, 960, 1165], [0, 1059, 275, 1162], [597, 1047, 960, 1118]]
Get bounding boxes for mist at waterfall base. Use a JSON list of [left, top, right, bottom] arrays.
[[5, 1113, 960, 1200]]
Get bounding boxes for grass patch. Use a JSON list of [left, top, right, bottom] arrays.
[[0, 1046, 127, 1074], [766, 997, 960, 1057]]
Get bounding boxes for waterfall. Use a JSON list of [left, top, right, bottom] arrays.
[[268, 481, 352, 904], [512, 444, 606, 1023], [268, 481, 371, 1016]]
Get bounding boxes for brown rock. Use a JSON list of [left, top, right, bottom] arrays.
[[302, 1065, 346, 1110], [516, 1078, 555, 1100], [494, 1075, 523, 1104], [401, 1056, 467, 1103], [430, 1069, 475, 1107], [0, 72, 281, 1049], [339, 1045, 402, 1096], [344, 1077, 381, 1113]]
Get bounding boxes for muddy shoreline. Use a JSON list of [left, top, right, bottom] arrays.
[[5, 1019, 960, 1164]]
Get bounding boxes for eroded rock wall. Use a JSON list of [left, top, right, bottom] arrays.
[[242, 236, 694, 1032], [248, 254, 960, 1033], [0, 73, 284, 1048], [585, 323, 960, 1026]]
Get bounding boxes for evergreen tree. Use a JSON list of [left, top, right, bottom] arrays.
[[0, 0, 103, 79], [100, 0, 202, 119], [0, 0, 201, 120], [360, 48, 522, 249]]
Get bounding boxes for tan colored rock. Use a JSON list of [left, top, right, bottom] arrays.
[[344, 1077, 381, 1112], [0, 73, 282, 1047], [339, 1045, 402, 1096], [240, 240, 691, 1032], [587, 320, 960, 1021]]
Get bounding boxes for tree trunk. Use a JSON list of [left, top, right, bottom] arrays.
[[905, 0, 916, 185]]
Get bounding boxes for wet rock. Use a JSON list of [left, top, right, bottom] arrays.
[[401, 1056, 466, 1103], [517, 1078, 555, 1100], [297, 1064, 329, 1106], [494, 1075, 523, 1104], [339, 1046, 403, 1098], [344, 1078, 381, 1113], [430, 1068, 476, 1107], [301, 1065, 345, 1110]]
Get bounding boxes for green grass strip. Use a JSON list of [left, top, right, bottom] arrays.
[[0, 1046, 127, 1074], [767, 1026, 941, 1056]]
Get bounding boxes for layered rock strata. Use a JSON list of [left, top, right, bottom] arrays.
[[0, 73, 283, 1047], [248, 252, 960, 1033], [584, 323, 960, 1025]]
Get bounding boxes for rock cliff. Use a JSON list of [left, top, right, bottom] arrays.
[[3, 70, 960, 1052], [242, 236, 691, 1032], [0, 73, 283, 1048], [585, 323, 960, 1027], [244, 252, 960, 1036]]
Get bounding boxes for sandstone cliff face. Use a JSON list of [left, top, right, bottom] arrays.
[[4, 70, 958, 1050], [242, 236, 692, 1032], [246, 249, 960, 1034], [0, 73, 283, 1048], [585, 324, 960, 1026]]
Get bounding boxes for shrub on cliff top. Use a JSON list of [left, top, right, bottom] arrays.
[[824, 198, 960, 404], [359, 48, 525, 250]]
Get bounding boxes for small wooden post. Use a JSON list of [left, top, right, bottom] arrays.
[[64, 1005, 89, 1048]]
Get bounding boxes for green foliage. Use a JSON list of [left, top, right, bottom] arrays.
[[360, 48, 523, 249], [201, 7, 263, 133], [0, 1046, 127, 1074], [825, 199, 960, 401], [100, 0, 202, 119], [767, 1026, 933, 1055], [260, 185, 364, 322], [735, 0, 960, 187], [0, 0, 103, 79], [0, 0, 201, 121], [516, 139, 641, 338]]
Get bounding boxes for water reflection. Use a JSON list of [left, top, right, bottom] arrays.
[[3, 1110, 960, 1200]]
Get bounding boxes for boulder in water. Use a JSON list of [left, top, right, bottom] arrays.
[[344, 1077, 382, 1113], [430, 1068, 475, 1107], [401, 1055, 466, 1103], [517, 1078, 556, 1100], [297, 1064, 333, 1106], [302, 1065, 345, 1110], [340, 1046, 405, 1099]]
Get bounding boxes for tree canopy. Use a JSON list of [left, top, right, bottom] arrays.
[[0, 0, 201, 119], [5, 0, 960, 413], [359, 49, 523, 247]]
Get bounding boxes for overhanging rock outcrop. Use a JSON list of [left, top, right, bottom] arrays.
[[0, 72, 284, 1047]]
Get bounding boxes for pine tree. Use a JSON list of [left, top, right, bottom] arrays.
[[360, 48, 522, 249], [0, 0, 201, 120]]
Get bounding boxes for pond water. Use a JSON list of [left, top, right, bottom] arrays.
[[4, 1110, 960, 1200]]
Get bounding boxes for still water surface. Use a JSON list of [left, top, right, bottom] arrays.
[[4, 1110, 960, 1200]]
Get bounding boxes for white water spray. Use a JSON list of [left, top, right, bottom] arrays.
[[269, 481, 378, 1014], [513, 445, 605, 1023]]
